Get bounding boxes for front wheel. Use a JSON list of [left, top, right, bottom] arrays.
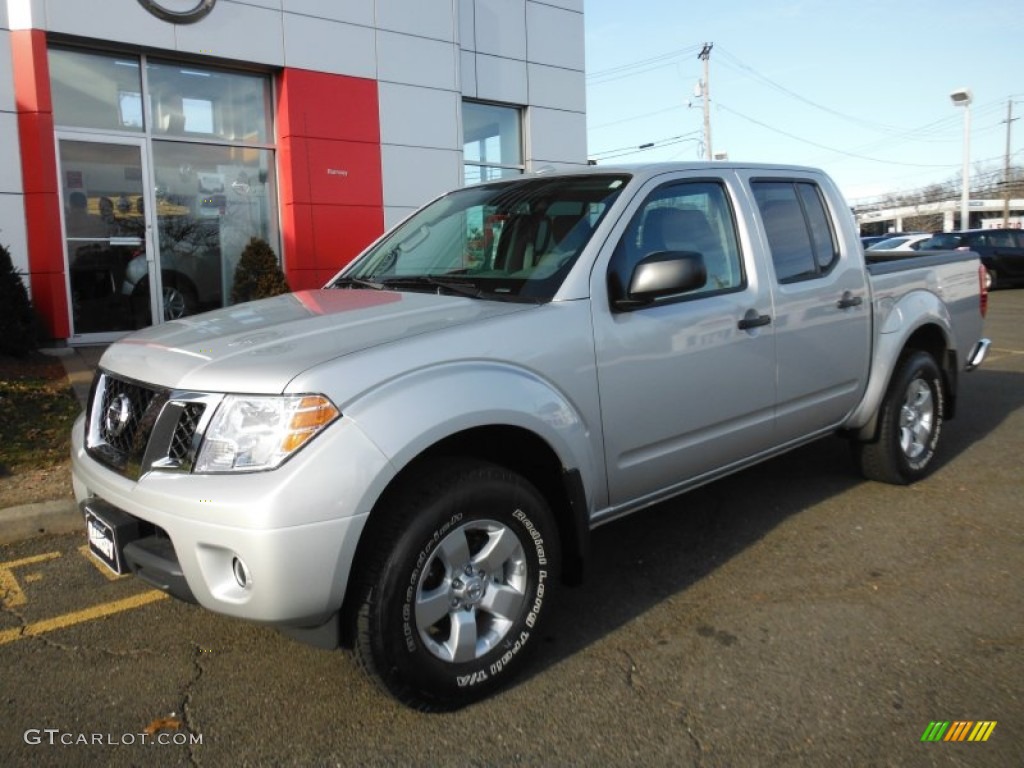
[[351, 459, 559, 710], [854, 350, 944, 485]]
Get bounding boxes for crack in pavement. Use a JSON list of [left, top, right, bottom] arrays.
[[179, 642, 206, 767]]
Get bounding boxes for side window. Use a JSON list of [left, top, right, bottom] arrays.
[[608, 180, 744, 302], [753, 180, 839, 283]]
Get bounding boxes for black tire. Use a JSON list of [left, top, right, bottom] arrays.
[[351, 459, 559, 710], [855, 350, 944, 485]]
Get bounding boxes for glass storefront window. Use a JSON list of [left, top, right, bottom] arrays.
[[48, 46, 279, 337], [147, 60, 271, 143], [463, 101, 523, 185], [151, 141, 278, 311], [50, 49, 145, 132]]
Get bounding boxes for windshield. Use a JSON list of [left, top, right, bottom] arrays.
[[333, 174, 630, 302]]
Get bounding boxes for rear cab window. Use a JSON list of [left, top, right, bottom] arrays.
[[752, 180, 839, 283]]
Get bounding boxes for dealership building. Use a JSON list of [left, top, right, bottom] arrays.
[[1, 0, 587, 344]]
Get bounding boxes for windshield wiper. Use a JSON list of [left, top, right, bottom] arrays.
[[379, 276, 487, 300], [332, 276, 386, 290]]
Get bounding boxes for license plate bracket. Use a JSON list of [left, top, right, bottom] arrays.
[[83, 501, 139, 576]]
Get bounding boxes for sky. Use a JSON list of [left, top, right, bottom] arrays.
[[583, 0, 1024, 205]]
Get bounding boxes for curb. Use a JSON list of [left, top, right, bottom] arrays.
[[0, 500, 82, 546]]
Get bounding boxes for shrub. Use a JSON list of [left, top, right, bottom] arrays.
[[0, 242, 38, 357], [230, 237, 290, 304]]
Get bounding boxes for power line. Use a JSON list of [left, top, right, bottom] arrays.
[[588, 131, 703, 162], [715, 102, 957, 168]]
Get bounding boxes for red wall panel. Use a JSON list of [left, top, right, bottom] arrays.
[[11, 29, 67, 339], [276, 68, 384, 284]]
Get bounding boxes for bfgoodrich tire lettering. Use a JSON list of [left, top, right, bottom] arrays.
[[352, 459, 558, 710], [855, 350, 944, 485]]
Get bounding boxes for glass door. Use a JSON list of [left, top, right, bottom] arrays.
[[59, 135, 156, 340]]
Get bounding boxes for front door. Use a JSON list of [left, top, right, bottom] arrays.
[[593, 174, 778, 509], [59, 135, 156, 340]]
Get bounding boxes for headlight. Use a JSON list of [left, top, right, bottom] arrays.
[[194, 394, 340, 473]]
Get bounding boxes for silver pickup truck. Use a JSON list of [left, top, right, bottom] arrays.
[[71, 163, 990, 709]]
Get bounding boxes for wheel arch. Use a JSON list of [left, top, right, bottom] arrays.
[[339, 424, 591, 647], [850, 320, 955, 443]]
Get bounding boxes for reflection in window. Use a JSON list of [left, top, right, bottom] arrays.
[[147, 60, 271, 143], [463, 101, 523, 185], [152, 142, 278, 310], [50, 48, 144, 132]]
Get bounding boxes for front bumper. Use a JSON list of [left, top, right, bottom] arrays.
[[71, 412, 393, 627]]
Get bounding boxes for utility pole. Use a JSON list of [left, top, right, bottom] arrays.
[[698, 42, 713, 160], [1002, 99, 1017, 227]]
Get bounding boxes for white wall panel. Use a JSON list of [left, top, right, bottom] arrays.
[[7, 0, 45, 30], [381, 145, 460, 209], [475, 54, 527, 104], [528, 62, 585, 112], [376, 0, 454, 42], [457, 0, 475, 49], [376, 31, 456, 90], [175, 3, 284, 66], [0, 113, 21, 193], [526, 2, 583, 71], [283, 14, 376, 78], [537, 0, 582, 11], [44, 0, 174, 49], [0, 3, 8, 28], [379, 82, 460, 150], [384, 205, 417, 230], [0, 194, 30, 278], [0, 32, 14, 111], [238, 0, 280, 8], [473, 0, 525, 60], [460, 50, 477, 97], [526, 107, 587, 165], [282, 0, 373, 25]]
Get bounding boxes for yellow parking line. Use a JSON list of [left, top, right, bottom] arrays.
[[0, 590, 168, 645], [0, 552, 62, 608]]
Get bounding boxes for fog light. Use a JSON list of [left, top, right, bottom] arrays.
[[232, 557, 250, 589]]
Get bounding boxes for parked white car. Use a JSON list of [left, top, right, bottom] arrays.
[[865, 233, 932, 251]]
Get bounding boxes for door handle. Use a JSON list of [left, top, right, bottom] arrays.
[[837, 291, 863, 309], [738, 309, 772, 330]]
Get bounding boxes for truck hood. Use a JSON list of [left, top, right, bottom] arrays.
[[100, 289, 533, 393]]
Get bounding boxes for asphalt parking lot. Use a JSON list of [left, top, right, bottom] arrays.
[[1, 292, 1021, 767]]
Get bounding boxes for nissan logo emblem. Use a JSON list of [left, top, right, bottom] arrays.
[[137, 0, 217, 24], [104, 394, 133, 438]]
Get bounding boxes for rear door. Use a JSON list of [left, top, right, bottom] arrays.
[[744, 172, 871, 444]]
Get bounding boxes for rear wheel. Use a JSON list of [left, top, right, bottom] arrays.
[[855, 351, 944, 485], [984, 268, 998, 291], [161, 280, 198, 320], [351, 459, 558, 710]]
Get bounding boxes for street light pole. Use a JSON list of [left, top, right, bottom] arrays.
[[950, 88, 972, 230]]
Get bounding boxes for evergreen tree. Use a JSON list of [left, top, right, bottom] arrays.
[[230, 237, 290, 304], [0, 242, 38, 357]]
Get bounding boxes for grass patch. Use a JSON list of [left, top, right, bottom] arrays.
[[0, 353, 82, 474]]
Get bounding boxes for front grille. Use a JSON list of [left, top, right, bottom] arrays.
[[86, 371, 218, 479], [169, 403, 206, 465], [88, 374, 165, 474]]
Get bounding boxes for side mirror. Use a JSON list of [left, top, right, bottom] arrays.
[[613, 250, 707, 310]]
